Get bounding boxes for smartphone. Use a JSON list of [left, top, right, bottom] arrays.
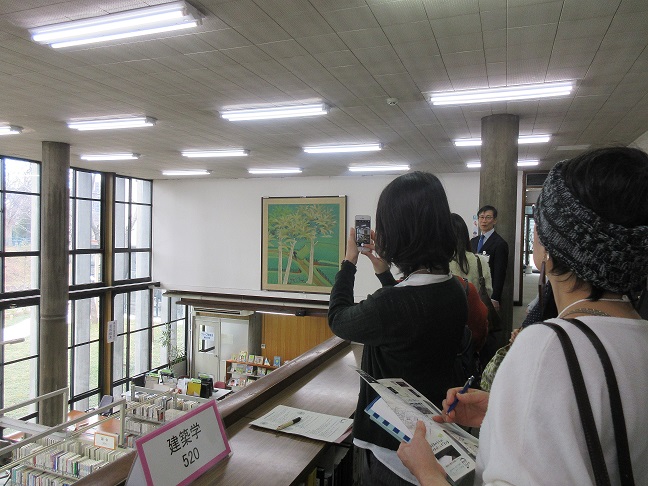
[[355, 215, 371, 251]]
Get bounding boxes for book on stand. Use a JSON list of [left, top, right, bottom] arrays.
[[356, 369, 478, 485]]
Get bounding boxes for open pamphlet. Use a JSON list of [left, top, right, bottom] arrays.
[[357, 369, 478, 484], [250, 404, 353, 443]]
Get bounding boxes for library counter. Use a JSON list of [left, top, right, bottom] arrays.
[[76, 336, 362, 485]]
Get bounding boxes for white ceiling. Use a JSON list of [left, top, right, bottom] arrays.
[[1, 0, 648, 180]]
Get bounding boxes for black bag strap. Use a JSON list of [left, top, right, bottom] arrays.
[[567, 318, 635, 486], [540, 320, 634, 486]]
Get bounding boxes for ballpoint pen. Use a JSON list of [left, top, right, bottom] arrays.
[[276, 416, 301, 430], [446, 375, 474, 414]]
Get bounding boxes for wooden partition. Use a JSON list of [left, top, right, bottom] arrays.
[[76, 336, 360, 486], [262, 314, 334, 362]]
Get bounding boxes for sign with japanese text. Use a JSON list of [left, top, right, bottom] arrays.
[[129, 400, 230, 486]]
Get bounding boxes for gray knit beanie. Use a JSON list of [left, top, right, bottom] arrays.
[[535, 160, 648, 293]]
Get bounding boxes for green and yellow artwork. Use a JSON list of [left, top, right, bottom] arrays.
[[262, 196, 346, 293]]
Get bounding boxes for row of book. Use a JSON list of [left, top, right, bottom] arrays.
[[229, 363, 270, 377]]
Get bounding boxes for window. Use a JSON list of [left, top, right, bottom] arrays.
[[114, 177, 152, 282], [112, 289, 151, 396], [1, 157, 40, 296], [68, 297, 101, 411], [152, 289, 186, 369], [69, 169, 103, 287]]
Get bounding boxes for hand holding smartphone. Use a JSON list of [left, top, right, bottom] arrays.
[[355, 215, 371, 252]]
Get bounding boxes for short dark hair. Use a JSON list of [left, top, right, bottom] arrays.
[[548, 146, 648, 299], [450, 213, 471, 274], [374, 171, 456, 276], [477, 205, 497, 218]]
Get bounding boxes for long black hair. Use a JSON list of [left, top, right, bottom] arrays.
[[450, 213, 471, 274], [374, 171, 456, 276]]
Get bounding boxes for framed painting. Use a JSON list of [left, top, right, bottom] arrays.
[[262, 196, 347, 293]]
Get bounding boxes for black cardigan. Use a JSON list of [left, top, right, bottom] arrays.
[[328, 261, 467, 450]]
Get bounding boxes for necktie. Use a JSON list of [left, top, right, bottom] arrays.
[[477, 234, 485, 253]]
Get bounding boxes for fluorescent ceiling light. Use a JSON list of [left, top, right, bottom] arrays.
[[304, 143, 382, 154], [431, 81, 573, 105], [454, 135, 550, 146], [80, 153, 140, 161], [247, 168, 302, 175], [466, 160, 540, 168], [68, 117, 156, 131], [348, 165, 409, 172], [182, 149, 249, 158], [30, 1, 203, 49], [221, 104, 328, 121], [162, 170, 210, 176], [0, 125, 22, 136]]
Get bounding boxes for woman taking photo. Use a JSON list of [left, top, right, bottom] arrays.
[[328, 171, 468, 485], [397, 147, 648, 485]]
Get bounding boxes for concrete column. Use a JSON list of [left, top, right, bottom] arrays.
[[39, 141, 70, 426], [479, 114, 518, 344]]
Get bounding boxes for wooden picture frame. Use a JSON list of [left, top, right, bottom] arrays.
[[261, 196, 347, 293]]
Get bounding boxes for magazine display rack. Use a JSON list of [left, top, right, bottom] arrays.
[[0, 388, 131, 484], [224, 359, 278, 391]]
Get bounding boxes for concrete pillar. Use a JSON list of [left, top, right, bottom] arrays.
[[39, 141, 70, 426], [479, 114, 518, 344]]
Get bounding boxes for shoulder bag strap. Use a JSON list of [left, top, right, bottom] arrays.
[[567, 318, 635, 486], [540, 322, 611, 486]]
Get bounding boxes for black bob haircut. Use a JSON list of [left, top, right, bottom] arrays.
[[374, 171, 456, 276]]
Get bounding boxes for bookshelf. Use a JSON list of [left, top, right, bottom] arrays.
[[225, 360, 277, 391]]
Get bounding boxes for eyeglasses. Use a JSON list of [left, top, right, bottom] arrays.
[[478, 215, 494, 221]]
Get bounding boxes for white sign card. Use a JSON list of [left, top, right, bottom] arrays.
[[200, 330, 215, 341], [127, 400, 231, 486], [94, 431, 118, 450], [107, 320, 116, 343]]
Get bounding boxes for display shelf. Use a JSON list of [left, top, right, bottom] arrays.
[[225, 360, 277, 391]]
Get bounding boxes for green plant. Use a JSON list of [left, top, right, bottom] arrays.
[[160, 323, 186, 365]]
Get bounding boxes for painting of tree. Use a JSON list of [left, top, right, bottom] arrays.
[[262, 196, 346, 293]]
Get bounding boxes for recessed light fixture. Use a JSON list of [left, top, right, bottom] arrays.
[[304, 143, 382, 154], [181, 149, 249, 158], [68, 117, 156, 131], [0, 125, 23, 136], [247, 168, 302, 175], [431, 81, 573, 105], [29, 1, 203, 49], [454, 135, 551, 146], [80, 153, 140, 161], [221, 103, 329, 121], [348, 165, 409, 172], [162, 170, 210, 176], [466, 160, 540, 168]]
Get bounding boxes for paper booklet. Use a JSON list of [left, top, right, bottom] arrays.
[[250, 404, 353, 443], [356, 369, 478, 484]]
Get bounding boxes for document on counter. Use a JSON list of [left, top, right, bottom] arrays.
[[250, 405, 353, 443]]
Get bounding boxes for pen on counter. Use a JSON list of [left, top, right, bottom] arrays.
[[446, 375, 474, 414], [276, 416, 301, 430]]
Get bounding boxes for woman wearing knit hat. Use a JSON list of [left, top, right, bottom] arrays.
[[397, 147, 648, 485]]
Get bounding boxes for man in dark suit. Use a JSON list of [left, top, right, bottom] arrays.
[[470, 205, 508, 310]]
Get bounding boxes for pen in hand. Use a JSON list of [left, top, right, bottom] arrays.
[[446, 375, 474, 414], [276, 416, 301, 430]]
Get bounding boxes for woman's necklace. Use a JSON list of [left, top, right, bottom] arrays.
[[558, 295, 630, 319]]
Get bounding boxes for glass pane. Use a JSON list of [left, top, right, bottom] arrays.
[[152, 324, 165, 368], [4, 158, 40, 193], [2, 306, 38, 361], [114, 252, 129, 281], [3, 359, 38, 418], [114, 202, 128, 248], [69, 254, 72, 286], [131, 179, 152, 204], [76, 171, 102, 200], [153, 289, 168, 322], [4, 193, 40, 252], [73, 393, 99, 413], [171, 297, 185, 320], [132, 252, 150, 279], [75, 200, 101, 249], [112, 293, 127, 381], [130, 290, 150, 331], [72, 342, 99, 398], [68, 301, 72, 346], [115, 177, 129, 203], [75, 253, 102, 285], [129, 329, 150, 376], [130, 204, 151, 249], [74, 297, 100, 344], [4, 255, 39, 292]]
